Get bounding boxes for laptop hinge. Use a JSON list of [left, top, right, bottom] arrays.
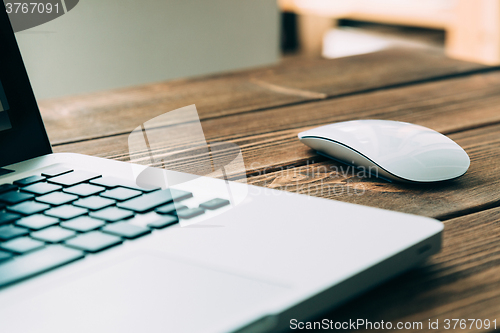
[[0, 168, 14, 176]]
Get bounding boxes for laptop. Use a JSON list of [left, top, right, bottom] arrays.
[[0, 7, 443, 333]]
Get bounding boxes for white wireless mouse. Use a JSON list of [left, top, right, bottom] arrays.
[[298, 120, 470, 183]]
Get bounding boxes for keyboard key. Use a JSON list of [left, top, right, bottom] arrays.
[[16, 215, 59, 230], [48, 171, 101, 187], [0, 191, 34, 205], [0, 184, 17, 194], [90, 176, 160, 193], [147, 214, 178, 229], [41, 167, 73, 178], [200, 198, 230, 210], [60, 216, 105, 232], [0, 250, 12, 263], [89, 207, 134, 222], [63, 184, 105, 197], [73, 196, 115, 211], [31, 226, 76, 243], [1, 237, 44, 254], [155, 203, 187, 215], [21, 182, 62, 195], [100, 187, 142, 201], [118, 189, 192, 213], [0, 225, 29, 241], [7, 201, 50, 215], [45, 205, 88, 220], [102, 222, 150, 239], [64, 231, 122, 253], [0, 245, 84, 287], [0, 212, 21, 226], [13, 175, 45, 187], [127, 212, 164, 227], [36, 192, 78, 206], [177, 207, 205, 219]]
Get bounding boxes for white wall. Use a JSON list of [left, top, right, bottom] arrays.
[[15, 0, 280, 100]]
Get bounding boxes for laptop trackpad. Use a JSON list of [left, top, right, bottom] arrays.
[[4, 254, 288, 333]]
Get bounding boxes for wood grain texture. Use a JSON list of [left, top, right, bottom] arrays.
[[52, 68, 500, 156], [317, 206, 500, 333], [54, 70, 500, 163], [51, 73, 500, 219], [52, 72, 500, 220], [41, 48, 489, 145]]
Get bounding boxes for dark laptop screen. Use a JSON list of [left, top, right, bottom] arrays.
[[0, 4, 51, 168], [0, 80, 12, 132]]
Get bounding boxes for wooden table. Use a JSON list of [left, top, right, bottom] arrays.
[[41, 48, 500, 332]]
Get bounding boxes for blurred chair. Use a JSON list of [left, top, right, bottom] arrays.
[[15, 0, 279, 100], [279, 0, 500, 65]]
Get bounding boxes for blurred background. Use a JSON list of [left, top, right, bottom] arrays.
[[14, 0, 500, 100]]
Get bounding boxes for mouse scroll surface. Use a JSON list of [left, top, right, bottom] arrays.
[[298, 120, 470, 183]]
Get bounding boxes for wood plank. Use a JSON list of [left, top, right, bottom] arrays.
[[54, 114, 500, 222], [318, 206, 500, 333], [40, 49, 489, 145], [53, 70, 500, 220], [53, 69, 500, 169]]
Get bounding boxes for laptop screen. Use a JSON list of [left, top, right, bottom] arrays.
[[0, 5, 51, 168], [0, 80, 12, 132]]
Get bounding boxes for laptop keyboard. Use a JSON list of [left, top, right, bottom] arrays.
[[0, 167, 230, 288]]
